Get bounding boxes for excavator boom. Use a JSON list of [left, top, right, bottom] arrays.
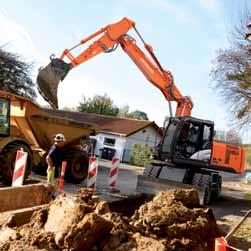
[[37, 17, 193, 116], [37, 17, 135, 109]]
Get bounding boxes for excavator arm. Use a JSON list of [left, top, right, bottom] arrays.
[[37, 17, 193, 116]]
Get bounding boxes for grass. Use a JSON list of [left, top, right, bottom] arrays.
[[227, 218, 251, 249], [243, 193, 251, 200]]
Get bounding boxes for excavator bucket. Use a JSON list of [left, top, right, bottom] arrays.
[[36, 58, 72, 109]]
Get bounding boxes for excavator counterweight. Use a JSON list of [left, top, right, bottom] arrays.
[[37, 58, 72, 109]]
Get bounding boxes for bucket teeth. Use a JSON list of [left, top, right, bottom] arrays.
[[36, 58, 72, 109]]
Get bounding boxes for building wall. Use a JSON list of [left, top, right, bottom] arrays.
[[90, 133, 126, 160], [123, 126, 162, 162], [91, 125, 162, 163]]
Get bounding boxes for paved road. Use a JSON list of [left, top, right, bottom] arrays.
[[31, 164, 140, 195]]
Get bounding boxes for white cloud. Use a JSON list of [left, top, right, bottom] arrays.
[[199, 0, 219, 12], [0, 9, 50, 105], [57, 73, 107, 109], [0, 9, 36, 58]]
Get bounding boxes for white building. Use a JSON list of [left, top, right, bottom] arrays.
[[47, 110, 162, 162]]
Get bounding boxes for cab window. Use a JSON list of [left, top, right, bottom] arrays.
[[0, 98, 10, 136]]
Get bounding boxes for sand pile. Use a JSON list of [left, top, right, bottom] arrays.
[[0, 188, 220, 251]]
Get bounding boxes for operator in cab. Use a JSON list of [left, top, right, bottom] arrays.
[[46, 133, 66, 185]]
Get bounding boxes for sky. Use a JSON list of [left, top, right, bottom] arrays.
[[0, 0, 250, 143]]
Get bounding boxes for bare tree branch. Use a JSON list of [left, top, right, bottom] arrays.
[[211, 10, 251, 129]]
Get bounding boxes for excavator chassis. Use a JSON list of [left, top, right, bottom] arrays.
[[137, 163, 222, 205]]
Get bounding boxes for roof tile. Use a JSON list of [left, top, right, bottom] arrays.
[[45, 109, 161, 136]]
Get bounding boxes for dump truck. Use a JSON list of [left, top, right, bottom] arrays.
[[36, 17, 245, 204], [0, 90, 97, 184]]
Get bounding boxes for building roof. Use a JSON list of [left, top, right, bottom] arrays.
[[45, 109, 162, 137]]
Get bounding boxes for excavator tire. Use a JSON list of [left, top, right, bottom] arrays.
[[64, 148, 89, 184], [211, 175, 222, 200], [0, 142, 32, 185], [192, 173, 213, 205]]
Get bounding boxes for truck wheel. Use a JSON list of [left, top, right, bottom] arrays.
[[64, 149, 89, 184], [0, 143, 32, 185]]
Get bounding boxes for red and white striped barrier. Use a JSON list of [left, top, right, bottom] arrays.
[[12, 150, 28, 187], [109, 157, 120, 189], [215, 237, 227, 251], [58, 161, 67, 193], [87, 156, 98, 189]]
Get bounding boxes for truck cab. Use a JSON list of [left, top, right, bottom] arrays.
[[0, 97, 10, 137]]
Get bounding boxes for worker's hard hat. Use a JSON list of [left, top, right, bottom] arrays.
[[54, 133, 66, 142]]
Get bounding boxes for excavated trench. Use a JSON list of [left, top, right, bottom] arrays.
[[0, 188, 220, 251]]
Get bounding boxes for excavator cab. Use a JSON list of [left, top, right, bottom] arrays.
[[0, 97, 10, 136], [36, 57, 72, 109], [159, 116, 214, 163]]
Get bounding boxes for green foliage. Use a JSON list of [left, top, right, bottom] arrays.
[[78, 94, 119, 116], [130, 144, 153, 166], [117, 105, 129, 118], [78, 95, 149, 120], [127, 110, 149, 120], [0, 48, 36, 99]]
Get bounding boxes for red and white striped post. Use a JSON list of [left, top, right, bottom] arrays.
[[215, 237, 227, 251], [12, 150, 28, 187], [87, 156, 98, 189], [58, 161, 67, 193], [109, 157, 120, 189]]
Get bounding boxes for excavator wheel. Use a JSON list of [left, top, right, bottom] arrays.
[[64, 148, 89, 184], [210, 175, 222, 200], [0, 142, 33, 185]]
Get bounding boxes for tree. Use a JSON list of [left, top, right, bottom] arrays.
[[211, 11, 251, 128], [118, 105, 149, 120], [62, 106, 77, 112], [117, 105, 129, 118], [0, 48, 36, 99], [214, 129, 242, 144], [127, 110, 149, 120], [78, 94, 119, 116]]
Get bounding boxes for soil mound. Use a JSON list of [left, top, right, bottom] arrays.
[[0, 188, 219, 251]]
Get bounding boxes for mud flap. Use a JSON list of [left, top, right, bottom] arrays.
[[136, 175, 206, 205], [36, 58, 72, 109]]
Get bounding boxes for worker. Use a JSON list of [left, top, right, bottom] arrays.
[[46, 133, 66, 185]]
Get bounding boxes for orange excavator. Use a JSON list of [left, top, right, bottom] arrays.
[[37, 17, 245, 204]]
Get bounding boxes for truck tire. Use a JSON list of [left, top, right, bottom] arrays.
[[0, 142, 32, 185], [64, 149, 89, 184]]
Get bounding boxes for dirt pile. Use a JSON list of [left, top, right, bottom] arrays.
[[131, 189, 219, 250], [0, 188, 220, 251]]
